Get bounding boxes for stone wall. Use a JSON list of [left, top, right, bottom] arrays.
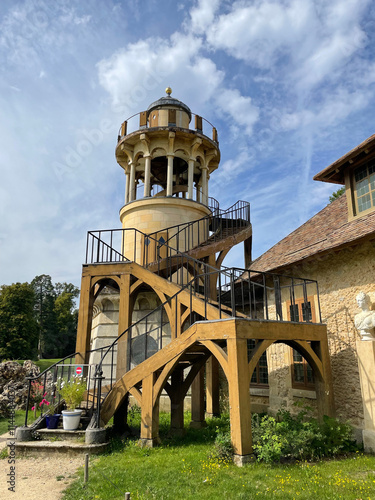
[[0, 361, 40, 416], [266, 241, 375, 433]]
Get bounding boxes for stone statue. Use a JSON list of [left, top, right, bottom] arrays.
[[355, 292, 375, 341]]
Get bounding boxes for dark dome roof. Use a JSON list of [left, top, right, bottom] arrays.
[[146, 96, 192, 120]]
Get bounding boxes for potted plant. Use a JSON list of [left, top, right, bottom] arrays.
[[45, 413, 61, 429], [59, 376, 86, 430]]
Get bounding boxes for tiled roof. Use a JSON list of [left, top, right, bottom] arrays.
[[313, 134, 375, 184], [251, 195, 375, 273]]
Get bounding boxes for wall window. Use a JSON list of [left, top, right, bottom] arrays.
[[354, 161, 375, 213], [291, 348, 315, 389], [287, 296, 315, 389], [247, 339, 269, 386]]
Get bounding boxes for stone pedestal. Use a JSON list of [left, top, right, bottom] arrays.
[[356, 340, 375, 452]]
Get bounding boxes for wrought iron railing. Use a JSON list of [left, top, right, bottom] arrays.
[[23, 352, 100, 427], [148, 200, 250, 252], [117, 111, 218, 144], [86, 201, 250, 267], [132, 182, 220, 213]]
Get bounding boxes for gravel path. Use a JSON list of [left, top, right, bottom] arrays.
[[0, 434, 82, 500]]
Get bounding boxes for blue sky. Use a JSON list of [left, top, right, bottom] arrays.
[[1, 0, 375, 287]]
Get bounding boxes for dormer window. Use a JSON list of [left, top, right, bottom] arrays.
[[354, 161, 375, 213]]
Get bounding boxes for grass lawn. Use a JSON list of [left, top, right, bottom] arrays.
[[16, 359, 61, 372], [62, 413, 375, 500], [0, 410, 28, 435]]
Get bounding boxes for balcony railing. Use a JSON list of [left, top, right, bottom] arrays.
[[117, 111, 218, 144]]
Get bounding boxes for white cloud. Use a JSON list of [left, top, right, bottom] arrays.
[[0, 1, 92, 69], [188, 0, 221, 34], [96, 32, 258, 135], [202, 0, 370, 95], [215, 88, 259, 136], [275, 88, 369, 132], [205, 0, 316, 68]]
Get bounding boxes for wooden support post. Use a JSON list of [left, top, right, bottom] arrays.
[[75, 274, 95, 365], [116, 274, 132, 381], [206, 255, 220, 417], [170, 368, 185, 436], [84, 453, 89, 483], [140, 373, 160, 447], [190, 368, 206, 428], [206, 356, 220, 417], [171, 299, 182, 340], [313, 339, 335, 420], [227, 338, 253, 466], [113, 394, 129, 434], [244, 236, 252, 269]]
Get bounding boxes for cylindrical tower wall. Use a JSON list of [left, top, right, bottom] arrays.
[[120, 198, 211, 264]]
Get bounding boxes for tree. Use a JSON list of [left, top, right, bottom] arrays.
[[0, 283, 38, 360], [329, 186, 345, 203], [53, 283, 79, 357], [31, 275, 56, 359]]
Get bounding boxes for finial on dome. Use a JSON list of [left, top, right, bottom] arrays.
[[165, 87, 172, 96]]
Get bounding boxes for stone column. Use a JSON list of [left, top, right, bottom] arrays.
[[125, 167, 130, 204], [187, 159, 194, 199], [201, 166, 208, 206], [129, 162, 136, 202], [167, 155, 174, 197], [195, 182, 201, 203], [144, 155, 151, 198], [356, 340, 375, 452]]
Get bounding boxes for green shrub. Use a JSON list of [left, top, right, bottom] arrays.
[[213, 428, 233, 460], [252, 409, 358, 463]]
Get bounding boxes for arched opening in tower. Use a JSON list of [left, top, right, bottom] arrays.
[[129, 286, 171, 369]]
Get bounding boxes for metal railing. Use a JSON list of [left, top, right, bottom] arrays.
[[148, 200, 250, 252], [132, 182, 220, 213], [86, 201, 250, 267], [117, 111, 218, 144], [23, 353, 99, 427]]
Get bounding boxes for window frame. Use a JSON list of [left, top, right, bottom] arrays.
[[353, 160, 375, 215], [247, 339, 269, 387], [287, 296, 316, 390]]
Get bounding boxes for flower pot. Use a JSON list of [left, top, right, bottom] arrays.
[[45, 414, 61, 429], [62, 409, 82, 431]]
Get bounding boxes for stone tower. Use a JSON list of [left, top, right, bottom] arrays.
[[115, 87, 220, 262]]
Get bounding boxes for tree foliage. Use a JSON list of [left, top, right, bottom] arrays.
[[0, 283, 39, 360], [31, 275, 79, 359], [329, 186, 345, 203], [0, 275, 79, 361]]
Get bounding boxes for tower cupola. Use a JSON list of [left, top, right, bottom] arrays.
[[115, 89, 221, 261]]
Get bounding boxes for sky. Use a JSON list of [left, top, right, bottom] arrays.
[[1, 0, 375, 288]]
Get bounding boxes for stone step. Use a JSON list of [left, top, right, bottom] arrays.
[[37, 428, 86, 441], [11, 439, 109, 457]]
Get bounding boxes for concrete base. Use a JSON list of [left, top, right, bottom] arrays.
[[15, 427, 33, 442], [85, 428, 107, 445], [138, 437, 161, 448], [233, 454, 255, 467], [169, 428, 185, 437], [205, 412, 220, 419], [189, 421, 207, 429], [363, 430, 375, 453]]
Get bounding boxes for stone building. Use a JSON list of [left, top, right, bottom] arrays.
[[251, 133, 375, 445]]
